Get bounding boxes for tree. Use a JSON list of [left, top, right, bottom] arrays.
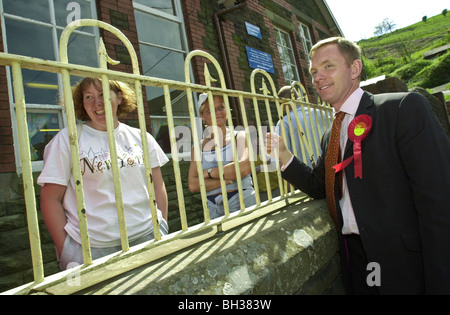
[[373, 18, 397, 36], [422, 16, 428, 22], [442, 9, 448, 17], [383, 18, 397, 33], [374, 24, 384, 36]]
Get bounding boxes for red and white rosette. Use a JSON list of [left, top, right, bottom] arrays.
[[333, 115, 372, 179]]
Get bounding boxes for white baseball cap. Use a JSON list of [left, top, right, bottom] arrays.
[[198, 93, 208, 113]]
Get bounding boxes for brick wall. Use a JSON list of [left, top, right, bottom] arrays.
[[96, 0, 151, 131], [0, 18, 15, 173], [181, 0, 208, 85], [181, 0, 335, 123]]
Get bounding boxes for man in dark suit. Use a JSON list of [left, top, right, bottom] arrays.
[[267, 37, 450, 294]]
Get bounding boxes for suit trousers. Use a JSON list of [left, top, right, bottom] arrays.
[[345, 234, 380, 295]]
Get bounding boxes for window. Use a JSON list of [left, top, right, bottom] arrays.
[[299, 22, 313, 61], [133, 0, 192, 154], [1, 0, 99, 170], [274, 27, 300, 85]]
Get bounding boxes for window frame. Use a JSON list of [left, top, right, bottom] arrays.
[[274, 27, 300, 86], [0, 0, 99, 172], [133, 0, 195, 160], [299, 22, 313, 62]]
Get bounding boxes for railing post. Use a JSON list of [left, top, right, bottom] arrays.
[[11, 62, 45, 283], [59, 68, 93, 266], [250, 69, 285, 199], [162, 84, 188, 231], [59, 19, 162, 246], [184, 50, 246, 222]]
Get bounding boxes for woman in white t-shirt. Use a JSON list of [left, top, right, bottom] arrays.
[[38, 78, 169, 270]]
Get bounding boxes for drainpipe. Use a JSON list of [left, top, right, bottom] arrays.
[[213, 0, 248, 126]]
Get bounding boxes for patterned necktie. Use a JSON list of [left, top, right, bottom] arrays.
[[325, 111, 345, 228]]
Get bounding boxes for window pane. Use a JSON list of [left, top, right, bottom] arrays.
[[281, 48, 291, 64], [5, 19, 59, 104], [278, 32, 287, 47], [135, 10, 182, 49], [140, 45, 184, 81], [300, 23, 313, 56], [23, 70, 60, 105], [140, 45, 187, 116], [5, 18, 55, 60], [275, 29, 282, 44], [28, 112, 60, 161], [134, 0, 176, 16], [275, 28, 300, 84], [54, 0, 95, 28], [58, 30, 99, 67], [3, 0, 50, 23], [145, 86, 189, 117]]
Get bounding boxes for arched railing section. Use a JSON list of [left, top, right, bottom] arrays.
[[0, 20, 333, 295]]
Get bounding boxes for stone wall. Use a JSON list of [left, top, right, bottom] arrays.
[[76, 198, 344, 295], [0, 173, 57, 292]]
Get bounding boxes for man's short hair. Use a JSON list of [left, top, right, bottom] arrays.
[[309, 36, 362, 67], [278, 86, 300, 100]]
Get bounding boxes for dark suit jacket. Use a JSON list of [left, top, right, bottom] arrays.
[[283, 91, 450, 294]]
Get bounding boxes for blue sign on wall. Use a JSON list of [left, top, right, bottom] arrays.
[[246, 46, 275, 74], [245, 22, 262, 39]]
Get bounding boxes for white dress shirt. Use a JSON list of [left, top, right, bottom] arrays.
[[337, 87, 364, 235], [280, 88, 364, 234]]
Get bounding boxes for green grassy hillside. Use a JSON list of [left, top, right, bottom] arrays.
[[359, 12, 449, 90]]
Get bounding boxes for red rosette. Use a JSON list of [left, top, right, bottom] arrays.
[[348, 114, 372, 143], [333, 115, 372, 179]]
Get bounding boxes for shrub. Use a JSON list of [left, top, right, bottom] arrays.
[[362, 56, 377, 79], [394, 59, 432, 83], [409, 51, 450, 88]]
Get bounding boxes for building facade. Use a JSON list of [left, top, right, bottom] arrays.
[[0, 0, 342, 174], [0, 0, 342, 291]]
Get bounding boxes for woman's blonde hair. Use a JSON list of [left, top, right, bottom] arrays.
[[71, 78, 137, 121]]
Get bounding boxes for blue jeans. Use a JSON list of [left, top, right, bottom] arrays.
[[207, 189, 256, 220]]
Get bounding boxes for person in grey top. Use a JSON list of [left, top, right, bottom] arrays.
[[275, 85, 325, 168]]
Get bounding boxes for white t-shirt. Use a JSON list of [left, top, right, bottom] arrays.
[[37, 123, 169, 248]]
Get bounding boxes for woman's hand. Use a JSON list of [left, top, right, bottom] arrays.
[[152, 166, 168, 221], [40, 183, 68, 258]]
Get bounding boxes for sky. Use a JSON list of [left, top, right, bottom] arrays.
[[325, 0, 449, 42]]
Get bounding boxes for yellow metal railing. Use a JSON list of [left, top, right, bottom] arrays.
[[0, 20, 333, 295]]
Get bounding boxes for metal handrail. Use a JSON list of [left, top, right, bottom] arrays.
[[1, 19, 332, 295]]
